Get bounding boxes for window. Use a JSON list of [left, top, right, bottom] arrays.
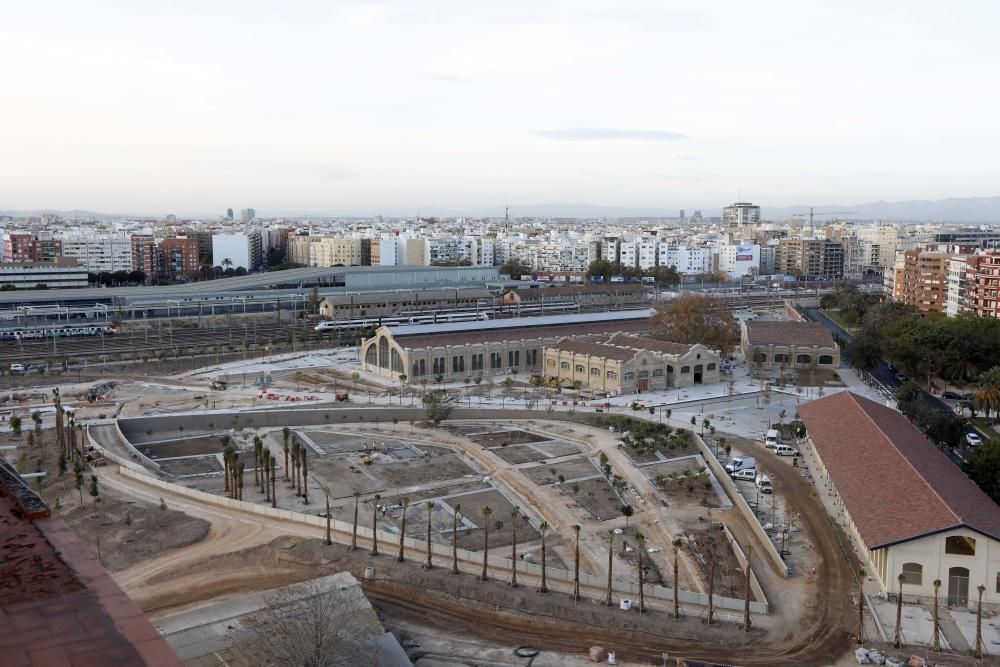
[[707, 363, 716, 371], [753, 351, 767, 363], [432, 357, 446, 375], [365, 345, 377, 366], [575, 364, 585, 373], [606, 370, 617, 379], [653, 368, 663, 376], [560, 361, 570, 370], [378, 338, 389, 369], [508, 350, 520, 367], [471, 353, 483, 371], [639, 370, 649, 379], [391, 349, 403, 373], [547, 358, 555, 366], [680, 366, 690, 374], [945, 536, 976, 556], [452, 356, 465, 373], [900, 562, 923, 586], [624, 372, 635, 381], [774, 353, 788, 363], [526, 349, 538, 366], [490, 352, 503, 369], [996, 571, 1000, 594], [591, 367, 600, 376], [819, 354, 834, 364], [796, 354, 811, 364]]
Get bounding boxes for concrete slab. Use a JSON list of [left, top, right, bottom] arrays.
[[950, 608, 1000, 656]]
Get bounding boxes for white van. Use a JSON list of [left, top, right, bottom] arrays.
[[9, 363, 25, 374], [764, 429, 779, 448], [775, 444, 800, 457], [755, 473, 773, 494]]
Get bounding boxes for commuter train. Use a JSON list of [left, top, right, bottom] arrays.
[[0, 323, 118, 341], [314, 311, 490, 331]]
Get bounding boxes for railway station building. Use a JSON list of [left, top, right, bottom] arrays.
[[541, 334, 721, 394], [799, 392, 1000, 609], [740, 320, 840, 371], [361, 311, 652, 383]]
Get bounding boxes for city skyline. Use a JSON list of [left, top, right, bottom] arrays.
[[3, 1, 1000, 212]]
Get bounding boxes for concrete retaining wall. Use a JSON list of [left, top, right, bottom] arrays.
[[116, 465, 767, 614], [694, 433, 787, 577]]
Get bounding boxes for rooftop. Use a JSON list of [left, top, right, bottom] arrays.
[[744, 320, 835, 347], [798, 392, 1000, 548], [549, 338, 638, 361], [0, 459, 182, 666], [608, 333, 696, 356], [390, 309, 652, 339]]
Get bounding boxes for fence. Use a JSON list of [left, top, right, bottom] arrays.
[[115, 464, 768, 615]]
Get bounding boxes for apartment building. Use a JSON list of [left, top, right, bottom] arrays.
[[61, 235, 133, 273], [722, 202, 761, 229], [131, 234, 157, 281], [962, 253, 1000, 318], [2, 232, 33, 262], [775, 238, 844, 278], [159, 237, 201, 279], [946, 256, 969, 317], [893, 249, 952, 315], [658, 244, 711, 275]]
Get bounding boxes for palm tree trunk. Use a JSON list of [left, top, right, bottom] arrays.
[[573, 528, 581, 601], [605, 533, 614, 607], [325, 494, 332, 545], [480, 522, 490, 581], [743, 545, 752, 632], [371, 501, 380, 556], [673, 545, 680, 619], [509, 518, 518, 588], [637, 547, 645, 614], [397, 504, 407, 562], [931, 580, 940, 651], [451, 509, 460, 575], [893, 576, 903, 649], [270, 457, 277, 508], [708, 553, 716, 625], [540, 532, 548, 593], [351, 495, 359, 551], [425, 509, 433, 569]]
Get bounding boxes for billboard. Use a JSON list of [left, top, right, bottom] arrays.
[[735, 245, 755, 262]]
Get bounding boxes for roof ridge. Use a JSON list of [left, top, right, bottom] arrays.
[[848, 392, 962, 526]]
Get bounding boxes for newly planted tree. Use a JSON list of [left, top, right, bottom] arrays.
[[451, 504, 461, 575], [605, 530, 615, 607], [509, 509, 519, 588], [635, 532, 646, 613], [573, 525, 581, 601], [539, 521, 549, 593], [479, 506, 492, 581], [370, 494, 381, 556], [351, 491, 360, 551], [424, 501, 434, 569], [396, 498, 409, 563]]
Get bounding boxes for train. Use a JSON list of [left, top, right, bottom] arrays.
[[314, 311, 490, 331], [0, 323, 118, 341]]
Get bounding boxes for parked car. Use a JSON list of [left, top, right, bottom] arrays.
[[775, 444, 800, 457], [755, 473, 773, 494], [731, 468, 757, 481], [966, 432, 983, 447], [941, 391, 962, 400], [725, 455, 757, 474], [9, 363, 25, 373]]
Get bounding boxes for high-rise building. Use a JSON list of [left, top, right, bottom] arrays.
[[61, 235, 133, 273], [240, 208, 256, 223], [227, 208, 234, 220], [962, 253, 1000, 318], [892, 248, 959, 315], [722, 202, 761, 229], [775, 238, 844, 278], [130, 234, 157, 282], [2, 233, 34, 263], [159, 237, 201, 279]]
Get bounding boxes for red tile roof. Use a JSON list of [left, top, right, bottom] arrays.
[[744, 321, 835, 347], [798, 392, 1000, 548]]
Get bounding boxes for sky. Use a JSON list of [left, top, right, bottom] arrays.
[[2, 0, 1000, 215]]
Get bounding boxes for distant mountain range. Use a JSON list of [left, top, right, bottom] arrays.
[[4, 195, 1000, 222]]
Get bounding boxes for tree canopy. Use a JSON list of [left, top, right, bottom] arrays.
[[500, 259, 532, 280], [651, 294, 738, 356]]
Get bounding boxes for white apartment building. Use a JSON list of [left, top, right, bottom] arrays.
[[946, 256, 969, 317], [715, 243, 760, 279], [618, 239, 638, 268], [637, 237, 659, 269], [857, 224, 901, 273], [212, 233, 253, 270], [60, 235, 133, 273], [658, 244, 712, 275], [601, 238, 620, 264], [722, 202, 761, 228]]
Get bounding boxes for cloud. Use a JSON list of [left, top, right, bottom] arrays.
[[535, 128, 687, 142]]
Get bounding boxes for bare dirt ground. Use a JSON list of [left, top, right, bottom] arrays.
[[468, 429, 548, 446], [572, 476, 625, 521]]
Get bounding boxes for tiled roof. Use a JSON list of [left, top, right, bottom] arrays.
[[798, 392, 1000, 548], [548, 339, 638, 361], [745, 320, 835, 347], [608, 334, 695, 356], [400, 319, 649, 349]]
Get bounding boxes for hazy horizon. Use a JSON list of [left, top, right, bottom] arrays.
[[3, 1, 999, 213]]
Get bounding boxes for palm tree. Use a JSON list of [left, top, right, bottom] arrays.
[[281, 429, 290, 481], [253, 436, 262, 489], [893, 573, 904, 649], [351, 491, 360, 551], [538, 522, 549, 593], [932, 579, 941, 651], [320, 483, 332, 545], [974, 366, 1000, 420], [743, 544, 753, 633], [262, 446, 271, 503], [572, 525, 581, 601], [300, 449, 308, 504], [221, 257, 233, 271], [672, 537, 683, 619], [451, 504, 461, 575], [424, 501, 434, 569], [605, 530, 615, 607], [270, 454, 277, 508], [975, 584, 986, 659], [396, 498, 409, 562], [480, 506, 492, 581], [371, 494, 381, 556], [509, 509, 519, 588], [635, 532, 646, 614], [707, 548, 716, 625]]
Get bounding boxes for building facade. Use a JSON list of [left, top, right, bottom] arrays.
[[741, 320, 840, 370], [962, 253, 1000, 318], [61, 235, 133, 273]]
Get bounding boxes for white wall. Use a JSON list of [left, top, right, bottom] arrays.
[[212, 234, 251, 269]]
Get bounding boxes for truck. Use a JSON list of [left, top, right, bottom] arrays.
[[764, 429, 780, 448], [725, 455, 756, 474]]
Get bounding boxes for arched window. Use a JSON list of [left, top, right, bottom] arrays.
[[945, 536, 976, 556], [900, 562, 923, 586], [560, 361, 570, 370], [796, 354, 811, 364], [591, 367, 600, 376], [819, 354, 834, 364], [391, 349, 403, 373], [365, 345, 377, 366], [378, 337, 389, 369], [753, 351, 767, 363], [774, 353, 789, 363], [606, 371, 617, 379], [575, 364, 585, 373], [680, 366, 690, 374]]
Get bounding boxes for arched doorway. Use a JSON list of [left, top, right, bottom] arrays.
[[693, 364, 703, 384], [948, 566, 969, 606]]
